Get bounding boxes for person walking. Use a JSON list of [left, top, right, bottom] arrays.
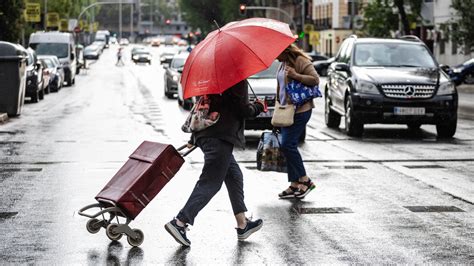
[[275, 44, 320, 199], [165, 80, 265, 247], [116, 47, 124, 66]]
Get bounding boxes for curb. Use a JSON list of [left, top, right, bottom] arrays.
[[0, 113, 8, 124]]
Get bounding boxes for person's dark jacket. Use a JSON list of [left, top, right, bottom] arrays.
[[191, 80, 264, 148]]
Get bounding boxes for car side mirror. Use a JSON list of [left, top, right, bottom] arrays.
[[335, 63, 350, 72], [35, 62, 42, 70], [163, 65, 169, 69], [177, 68, 183, 73], [439, 64, 451, 73], [70, 53, 75, 60]]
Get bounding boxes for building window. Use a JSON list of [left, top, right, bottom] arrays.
[[348, 0, 359, 16], [176, 25, 181, 31]]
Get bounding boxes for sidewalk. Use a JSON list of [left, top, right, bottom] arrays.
[[457, 84, 474, 120]]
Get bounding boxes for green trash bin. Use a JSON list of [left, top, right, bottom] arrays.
[[0, 41, 27, 117]]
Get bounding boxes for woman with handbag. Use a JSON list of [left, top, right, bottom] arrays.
[[165, 80, 266, 247], [274, 44, 320, 199]]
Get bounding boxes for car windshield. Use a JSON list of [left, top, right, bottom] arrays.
[[171, 58, 186, 69], [250, 61, 280, 78], [137, 51, 150, 55], [32, 43, 68, 58], [354, 43, 436, 68], [85, 47, 96, 52]]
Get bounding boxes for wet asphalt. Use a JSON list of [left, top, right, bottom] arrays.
[[0, 45, 473, 264]]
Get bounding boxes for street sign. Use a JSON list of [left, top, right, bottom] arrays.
[[304, 24, 314, 33], [353, 15, 364, 30], [46, 13, 60, 28], [309, 31, 320, 46], [60, 19, 68, 32], [25, 3, 41, 22]]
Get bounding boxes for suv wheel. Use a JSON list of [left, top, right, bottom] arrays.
[[345, 98, 363, 137], [464, 73, 474, 84], [325, 92, 341, 128], [436, 116, 457, 138]]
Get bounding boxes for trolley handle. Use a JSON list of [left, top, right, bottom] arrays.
[[177, 144, 197, 157]]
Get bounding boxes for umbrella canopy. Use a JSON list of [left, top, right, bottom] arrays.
[[181, 18, 296, 99]]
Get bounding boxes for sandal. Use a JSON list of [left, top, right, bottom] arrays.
[[295, 179, 316, 199], [278, 186, 299, 199]]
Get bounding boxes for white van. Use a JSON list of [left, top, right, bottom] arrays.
[[29, 31, 77, 86]]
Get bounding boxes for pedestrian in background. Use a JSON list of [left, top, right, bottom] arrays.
[[165, 80, 265, 247], [116, 47, 124, 66], [275, 44, 320, 199]]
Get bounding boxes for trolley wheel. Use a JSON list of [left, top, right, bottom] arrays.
[[106, 224, 122, 241], [86, 218, 102, 234], [127, 229, 144, 247]]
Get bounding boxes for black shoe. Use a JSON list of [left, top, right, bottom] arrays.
[[295, 179, 316, 199], [165, 219, 191, 247], [236, 218, 263, 240], [278, 186, 299, 199]]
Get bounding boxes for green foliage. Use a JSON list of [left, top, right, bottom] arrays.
[[362, 0, 422, 38], [179, 0, 241, 34], [450, 0, 474, 52], [0, 0, 24, 42]]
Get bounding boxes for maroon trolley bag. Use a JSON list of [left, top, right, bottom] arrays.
[[95, 141, 190, 219]]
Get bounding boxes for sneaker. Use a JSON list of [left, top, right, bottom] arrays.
[[165, 219, 191, 247], [236, 218, 263, 240]]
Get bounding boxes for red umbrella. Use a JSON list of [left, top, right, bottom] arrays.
[[181, 18, 296, 99]]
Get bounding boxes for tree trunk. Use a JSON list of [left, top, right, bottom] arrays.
[[394, 0, 410, 35]]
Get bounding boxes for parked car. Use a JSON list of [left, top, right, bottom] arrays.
[[246, 61, 280, 131], [160, 46, 178, 65], [164, 52, 189, 99], [324, 35, 457, 138], [84, 44, 101, 59], [38, 55, 63, 92], [92, 41, 106, 52], [313, 57, 334, 76], [25, 48, 44, 103], [447, 58, 474, 85], [119, 38, 129, 46], [177, 75, 197, 110], [132, 49, 152, 64], [151, 38, 161, 47], [29, 31, 77, 86], [306, 51, 329, 62]]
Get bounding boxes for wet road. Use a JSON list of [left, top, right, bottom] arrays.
[[1, 45, 473, 264]]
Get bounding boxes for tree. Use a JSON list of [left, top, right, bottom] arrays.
[[450, 0, 474, 53], [362, 0, 422, 37], [179, 0, 242, 34], [0, 0, 25, 43]]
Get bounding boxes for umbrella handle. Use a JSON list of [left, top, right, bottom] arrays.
[[246, 80, 258, 99]]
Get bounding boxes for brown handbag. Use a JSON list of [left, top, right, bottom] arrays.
[[271, 101, 295, 127]]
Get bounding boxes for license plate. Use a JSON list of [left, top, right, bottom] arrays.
[[393, 107, 425, 115], [257, 109, 274, 118]]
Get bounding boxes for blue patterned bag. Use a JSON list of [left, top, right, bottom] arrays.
[[285, 80, 322, 108]]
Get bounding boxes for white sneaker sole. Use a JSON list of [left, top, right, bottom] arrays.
[[238, 222, 263, 240], [165, 223, 190, 247]]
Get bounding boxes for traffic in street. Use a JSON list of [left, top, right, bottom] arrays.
[[1, 43, 473, 264]]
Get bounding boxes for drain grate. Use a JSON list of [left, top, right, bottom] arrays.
[[0, 212, 18, 219], [294, 207, 353, 214], [324, 165, 366, 169], [404, 206, 464, 212], [0, 168, 42, 173], [404, 165, 445, 169]]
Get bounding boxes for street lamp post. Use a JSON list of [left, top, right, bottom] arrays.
[[244, 6, 297, 32], [44, 0, 47, 30], [119, 0, 122, 40]]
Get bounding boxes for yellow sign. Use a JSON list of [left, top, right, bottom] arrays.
[[46, 13, 60, 28], [304, 24, 314, 33], [25, 3, 41, 22], [92, 22, 99, 32], [60, 19, 68, 32], [309, 31, 320, 46]]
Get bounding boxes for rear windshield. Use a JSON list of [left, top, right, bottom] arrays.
[[171, 58, 186, 69], [354, 43, 436, 68], [31, 43, 68, 59]]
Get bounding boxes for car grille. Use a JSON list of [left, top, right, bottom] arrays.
[[381, 84, 436, 99]]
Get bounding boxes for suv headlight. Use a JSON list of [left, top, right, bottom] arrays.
[[452, 67, 463, 73], [172, 75, 179, 81], [437, 82, 455, 95], [356, 80, 379, 94]]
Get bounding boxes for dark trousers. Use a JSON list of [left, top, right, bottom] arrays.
[[280, 110, 312, 182], [176, 138, 247, 225]]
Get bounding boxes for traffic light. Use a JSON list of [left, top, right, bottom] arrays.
[[165, 19, 171, 25], [239, 4, 246, 16]]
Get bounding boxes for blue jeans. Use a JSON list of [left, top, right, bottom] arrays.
[[176, 138, 247, 225], [280, 110, 312, 182]]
